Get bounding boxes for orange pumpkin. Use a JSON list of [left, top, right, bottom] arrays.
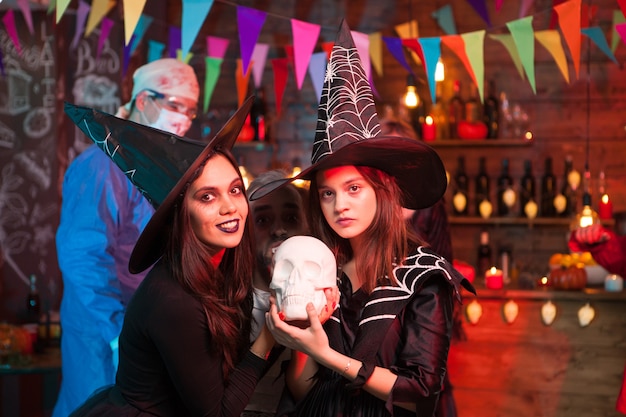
[[549, 265, 587, 290]]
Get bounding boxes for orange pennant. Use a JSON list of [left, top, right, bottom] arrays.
[[236, 59, 252, 107], [554, 0, 582, 79], [441, 35, 477, 87]]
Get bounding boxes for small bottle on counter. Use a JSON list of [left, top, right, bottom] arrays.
[[26, 274, 41, 324], [477, 231, 492, 277]]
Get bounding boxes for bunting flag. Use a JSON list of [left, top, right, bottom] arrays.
[[395, 20, 421, 66], [251, 43, 270, 87], [129, 14, 153, 55], [617, 23, 626, 46], [85, 0, 116, 38], [48, 0, 56, 16], [581, 27, 618, 64], [235, 59, 252, 107], [519, 0, 534, 18], [271, 58, 289, 115], [555, 0, 582, 79], [169, 26, 181, 58], [181, 0, 214, 58], [321, 41, 334, 59], [97, 17, 115, 59], [71, 1, 90, 50], [17, 0, 34, 35], [369, 32, 384, 76], [2, 10, 21, 56], [535, 30, 570, 83], [489, 33, 526, 80], [308, 51, 326, 103], [461, 30, 486, 102], [507, 16, 536, 94], [618, 0, 626, 18], [432, 5, 457, 35], [176, 49, 193, 64], [549, 0, 567, 29], [123, 34, 133, 75], [496, 0, 504, 12], [206, 36, 230, 58], [123, 0, 147, 46], [56, 0, 71, 23], [383, 37, 412, 74], [612, 11, 626, 53], [204, 56, 222, 112], [237, 5, 267, 75], [418, 37, 442, 104], [466, 0, 492, 28], [580, 4, 598, 28], [441, 34, 477, 84], [148, 40, 165, 63], [351, 30, 371, 82], [291, 19, 320, 90]]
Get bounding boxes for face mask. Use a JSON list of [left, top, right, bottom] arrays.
[[141, 97, 192, 136]]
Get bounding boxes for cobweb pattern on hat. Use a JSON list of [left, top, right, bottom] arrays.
[[312, 20, 381, 164]]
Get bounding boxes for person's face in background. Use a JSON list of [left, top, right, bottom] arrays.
[[134, 90, 197, 136], [186, 154, 249, 254], [316, 165, 377, 242], [249, 186, 307, 281]]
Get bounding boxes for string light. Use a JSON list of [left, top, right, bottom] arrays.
[[404, 74, 419, 108]]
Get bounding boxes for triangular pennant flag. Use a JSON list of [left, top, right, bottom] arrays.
[[237, 5, 267, 76], [123, 0, 146, 46], [204, 56, 222, 113], [519, 0, 534, 18], [461, 30, 486, 102], [617, 22, 626, 47], [441, 35, 477, 83], [507, 16, 536, 94], [2, 10, 22, 56], [308, 51, 326, 103], [351, 30, 371, 83], [535, 30, 570, 83], [369, 32, 384, 76], [181, 0, 214, 58], [17, 0, 35, 35], [554, 0, 582, 79], [251, 43, 269, 88], [271, 58, 289, 115], [611, 11, 626, 53], [581, 26, 619, 64], [169, 26, 182, 58], [291, 19, 320, 90], [395, 20, 421, 65], [56, 0, 71, 23], [432, 5, 457, 35], [130, 14, 153, 55], [489, 33, 526, 80], [383, 36, 413, 73], [206, 36, 229, 59], [580, 4, 598, 29], [71, 1, 90, 50], [176, 49, 193, 64], [148, 40, 166, 63], [97, 17, 114, 59], [48, 0, 56, 15], [466, 0, 492, 28], [85, 0, 116, 37], [321, 41, 334, 59], [402, 39, 425, 67], [496, 0, 504, 12], [617, 0, 626, 20], [235, 59, 252, 107], [123, 34, 134, 75], [418, 37, 442, 104]]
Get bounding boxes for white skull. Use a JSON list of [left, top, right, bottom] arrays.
[[271, 236, 337, 321]]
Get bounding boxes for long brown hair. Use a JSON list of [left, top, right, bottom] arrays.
[[164, 148, 254, 377], [308, 166, 424, 294]]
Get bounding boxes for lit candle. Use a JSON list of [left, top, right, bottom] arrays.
[[599, 194, 613, 220], [485, 266, 504, 290], [604, 274, 623, 292], [422, 115, 436, 142]]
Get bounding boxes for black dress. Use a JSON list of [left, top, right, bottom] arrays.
[[277, 246, 475, 417], [69, 261, 266, 417]]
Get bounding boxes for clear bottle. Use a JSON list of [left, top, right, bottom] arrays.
[[26, 274, 41, 324], [465, 84, 482, 123], [519, 160, 536, 217], [475, 157, 490, 216], [477, 231, 493, 276], [540, 157, 557, 217], [430, 82, 449, 140], [448, 80, 464, 138], [452, 156, 469, 216], [496, 158, 514, 216], [484, 79, 499, 139]]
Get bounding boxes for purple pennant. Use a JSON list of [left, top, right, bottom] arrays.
[[97, 18, 114, 60], [237, 5, 267, 75], [70, 1, 90, 50], [466, 0, 492, 28], [382, 36, 413, 74], [169, 26, 182, 58], [123, 34, 135, 75], [0, 48, 5, 77]]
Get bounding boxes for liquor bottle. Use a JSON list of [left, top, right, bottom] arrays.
[[519, 160, 536, 217], [540, 157, 557, 217], [484, 79, 499, 139], [448, 80, 464, 138], [452, 156, 469, 216], [250, 88, 268, 142], [475, 157, 490, 216], [465, 84, 482, 123], [477, 231, 493, 276], [26, 274, 41, 324], [496, 158, 514, 216], [430, 82, 449, 140]]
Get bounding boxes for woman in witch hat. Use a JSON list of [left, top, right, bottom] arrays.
[[251, 21, 475, 417], [62, 98, 276, 416]]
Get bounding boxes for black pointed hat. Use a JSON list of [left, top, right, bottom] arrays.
[[249, 20, 446, 209], [64, 97, 254, 273]]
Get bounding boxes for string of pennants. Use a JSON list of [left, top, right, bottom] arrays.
[[2, 0, 626, 116]]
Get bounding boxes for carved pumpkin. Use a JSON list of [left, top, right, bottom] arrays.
[[548, 265, 587, 290]]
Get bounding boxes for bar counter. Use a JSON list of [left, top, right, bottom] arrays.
[[450, 284, 626, 417]]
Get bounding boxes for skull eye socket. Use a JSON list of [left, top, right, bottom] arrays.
[[303, 261, 322, 284], [273, 260, 294, 283]]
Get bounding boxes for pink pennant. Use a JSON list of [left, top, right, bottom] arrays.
[[291, 19, 320, 90], [496, 0, 504, 12], [251, 43, 270, 88], [97, 18, 114, 59], [518, 0, 533, 18], [17, 0, 34, 35], [272, 58, 289, 116], [2, 10, 22, 55], [206, 36, 229, 59], [617, 23, 626, 46]]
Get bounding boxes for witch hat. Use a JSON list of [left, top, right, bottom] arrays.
[[64, 97, 254, 273], [249, 20, 446, 209]]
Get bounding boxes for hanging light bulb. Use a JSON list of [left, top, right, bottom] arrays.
[[571, 167, 599, 230], [435, 58, 445, 82], [404, 74, 419, 108]]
